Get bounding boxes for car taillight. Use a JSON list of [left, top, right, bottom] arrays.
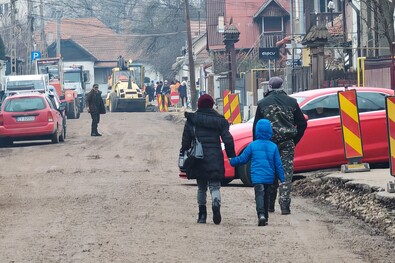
[[0, 114, 3, 125], [47, 112, 54, 122]]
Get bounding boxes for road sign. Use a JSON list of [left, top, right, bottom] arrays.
[[170, 91, 179, 104], [31, 51, 41, 62], [286, 60, 302, 66], [259, 48, 279, 60]]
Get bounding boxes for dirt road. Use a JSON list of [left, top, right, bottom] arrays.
[[0, 112, 393, 262]]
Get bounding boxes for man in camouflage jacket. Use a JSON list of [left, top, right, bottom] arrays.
[[253, 77, 307, 215]]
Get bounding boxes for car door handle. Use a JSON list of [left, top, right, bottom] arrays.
[[334, 126, 342, 131]]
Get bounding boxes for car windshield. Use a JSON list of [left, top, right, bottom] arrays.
[[130, 66, 141, 87], [290, 95, 308, 104], [64, 72, 81, 83], [4, 97, 46, 112], [37, 63, 59, 79], [115, 71, 135, 82]]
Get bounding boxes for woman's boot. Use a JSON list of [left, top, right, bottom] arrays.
[[197, 205, 207, 223], [212, 198, 221, 225]]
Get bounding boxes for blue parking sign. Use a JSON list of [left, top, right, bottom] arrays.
[[31, 51, 41, 62]]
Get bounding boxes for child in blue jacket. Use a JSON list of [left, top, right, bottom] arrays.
[[230, 119, 285, 226]]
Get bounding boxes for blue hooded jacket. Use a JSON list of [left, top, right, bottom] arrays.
[[230, 119, 285, 184]]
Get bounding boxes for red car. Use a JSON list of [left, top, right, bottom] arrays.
[[180, 87, 394, 186], [0, 92, 66, 146]]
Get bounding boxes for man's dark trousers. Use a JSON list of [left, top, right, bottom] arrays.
[[91, 112, 100, 135]]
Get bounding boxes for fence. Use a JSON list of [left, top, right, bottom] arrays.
[[291, 67, 357, 92]]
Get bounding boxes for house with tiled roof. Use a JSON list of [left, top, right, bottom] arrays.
[[207, 0, 291, 52], [203, 0, 294, 101], [39, 17, 150, 92], [40, 17, 208, 92], [203, 0, 352, 101]]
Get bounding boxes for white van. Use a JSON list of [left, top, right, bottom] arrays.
[[4, 74, 49, 95]]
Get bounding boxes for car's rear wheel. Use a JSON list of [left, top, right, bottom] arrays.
[[59, 127, 65, 142], [51, 129, 60, 144], [110, 95, 118, 112], [237, 162, 252, 186], [221, 177, 234, 186], [62, 117, 67, 140], [67, 100, 78, 119]]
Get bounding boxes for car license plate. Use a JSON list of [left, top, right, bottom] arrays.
[[16, 116, 35, 122]]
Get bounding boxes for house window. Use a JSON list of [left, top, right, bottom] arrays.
[[218, 16, 224, 33], [263, 17, 283, 32], [0, 3, 9, 15], [320, 0, 326, 12]]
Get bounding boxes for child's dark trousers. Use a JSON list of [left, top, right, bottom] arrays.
[[254, 183, 271, 221]]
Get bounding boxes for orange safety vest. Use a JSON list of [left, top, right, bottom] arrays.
[[170, 84, 177, 93]]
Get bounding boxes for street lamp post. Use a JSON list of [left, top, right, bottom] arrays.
[[223, 22, 240, 93]]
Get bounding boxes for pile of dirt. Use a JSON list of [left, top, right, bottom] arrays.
[[293, 172, 395, 239]]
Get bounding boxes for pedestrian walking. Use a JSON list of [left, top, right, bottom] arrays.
[[180, 94, 236, 224], [229, 119, 285, 226], [179, 81, 188, 110], [253, 76, 307, 215], [86, 84, 106, 136], [162, 80, 171, 107]]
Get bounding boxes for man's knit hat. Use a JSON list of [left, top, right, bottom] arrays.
[[268, 77, 283, 90], [198, 94, 214, 109]]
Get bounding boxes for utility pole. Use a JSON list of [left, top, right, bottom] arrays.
[[290, 0, 295, 92], [10, 0, 17, 75], [27, 0, 33, 73], [40, 0, 47, 58], [223, 20, 240, 93], [184, 0, 197, 110], [56, 10, 62, 57]]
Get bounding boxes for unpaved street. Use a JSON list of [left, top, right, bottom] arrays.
[[0, 112, 394, 262]]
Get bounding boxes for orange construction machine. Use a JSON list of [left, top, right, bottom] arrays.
[[35, 57, 80, 119]]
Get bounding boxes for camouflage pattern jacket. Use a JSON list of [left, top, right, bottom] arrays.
[[253, 89, 307, 145]]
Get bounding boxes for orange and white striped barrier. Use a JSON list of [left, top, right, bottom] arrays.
[[338, 89, 369, 172]]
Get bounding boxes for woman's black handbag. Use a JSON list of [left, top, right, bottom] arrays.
[[179, 126, 204, 171]]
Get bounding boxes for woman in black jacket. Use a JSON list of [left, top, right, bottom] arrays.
[[181, 94, 236, 224]]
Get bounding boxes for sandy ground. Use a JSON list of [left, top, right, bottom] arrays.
[[0, 112, 394, 263]]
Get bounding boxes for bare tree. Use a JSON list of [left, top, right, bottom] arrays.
[[50, 0, 203, 78], [127, 0, 186, 79], [359, 0, 394, 55]]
